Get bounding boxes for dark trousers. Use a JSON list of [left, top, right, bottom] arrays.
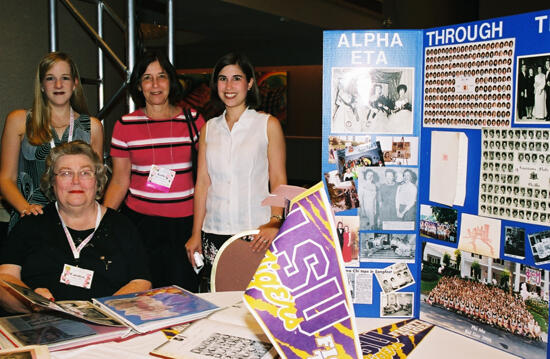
[[121, 206, 199, 292], [199, 231, 231, 292]]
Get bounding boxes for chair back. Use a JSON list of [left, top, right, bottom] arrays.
[[210, 230, 265, 292]]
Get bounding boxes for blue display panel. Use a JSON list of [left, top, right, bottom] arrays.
[[323, 9, 550, 359]]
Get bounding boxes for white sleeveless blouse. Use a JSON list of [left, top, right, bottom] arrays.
[[203, 108, 270, 234]]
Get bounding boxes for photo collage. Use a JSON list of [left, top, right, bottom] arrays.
[[325, 63, 419, 314], [418, 14, 550, 359], [322, 10, 550, 359]]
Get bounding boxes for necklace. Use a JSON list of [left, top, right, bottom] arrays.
[[50, 107, 75, 148]]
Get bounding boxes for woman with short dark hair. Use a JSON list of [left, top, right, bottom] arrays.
[[104, 51, 205, 291]]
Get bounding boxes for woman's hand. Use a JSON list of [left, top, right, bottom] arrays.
[[20, 203, 43, 217], [251, 219, 281, 253], [185, 234, 202, 267], [34, 288, 54, 301]]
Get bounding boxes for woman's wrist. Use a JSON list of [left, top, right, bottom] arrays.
[[19, 203, 31, 215], [270, 214, 283, 223]]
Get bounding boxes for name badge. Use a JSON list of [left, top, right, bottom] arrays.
[[146, 165, 175, 192], [60, 264, 94, 289]]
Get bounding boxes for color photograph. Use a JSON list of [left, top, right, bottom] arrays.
[[421, 242, 548, 359], [420, 204, 458, 243]]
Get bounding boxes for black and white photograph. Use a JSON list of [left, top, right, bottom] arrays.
[[359, 233, 416, 263], [380, 292, 414, 318], [375, 262, 415, 294], [421, 242, 548, 359], [358, 167, 418, 231], [515, 54, 550, 124], [376, 136, 419, 166], [336, 141, 384, 181], [420, 204, 458, 243], [529, 230, 550, 265], [328, 135, 371, 164], [504, 226, 525, 259], [423, 38, 515, 129], [478, 127, 550, 226], [331, 67, 414, 134], [323, 170, 360, 213]]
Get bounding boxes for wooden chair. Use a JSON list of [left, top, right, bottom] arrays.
[[210, 230, 266, 292]]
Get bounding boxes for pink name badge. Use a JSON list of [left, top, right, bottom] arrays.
[[146, 165, 175, 192], [60, 264, 94, 289]]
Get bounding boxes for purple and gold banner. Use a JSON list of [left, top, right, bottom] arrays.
[[360, 319, 433, 358], [244, 182, 362, 359]]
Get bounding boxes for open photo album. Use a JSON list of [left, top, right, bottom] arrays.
[[0, 283, 219, 350]]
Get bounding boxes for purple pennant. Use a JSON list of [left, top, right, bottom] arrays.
[[244, 182, 362, 359]]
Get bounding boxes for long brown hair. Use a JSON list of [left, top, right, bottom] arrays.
[[27, 52, 89, 145]]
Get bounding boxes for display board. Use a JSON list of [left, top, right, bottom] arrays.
[[322, 9, 550, 359]]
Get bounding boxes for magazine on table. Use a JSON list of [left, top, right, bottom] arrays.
[[0, 313, 129, 352], [150, 301, 276, 359], [1, 282, 219, 334], [0, 344, 51, 358]]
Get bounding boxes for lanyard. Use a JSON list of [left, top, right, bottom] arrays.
[[50, 107, 75, 148], [56, 201, 102, 260]]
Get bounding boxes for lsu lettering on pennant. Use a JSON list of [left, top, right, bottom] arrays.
[[244, 182, 362, 359]]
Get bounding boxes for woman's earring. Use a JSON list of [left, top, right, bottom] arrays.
[[41, 88, 44, 92]]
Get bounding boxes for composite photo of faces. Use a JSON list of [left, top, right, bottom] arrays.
[[423, 38, 515, 128], [478, 128, 550, 226]]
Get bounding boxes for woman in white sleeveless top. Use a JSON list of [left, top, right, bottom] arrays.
[[185, 53, 286, 284]]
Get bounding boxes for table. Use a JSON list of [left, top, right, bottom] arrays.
[[51, 291, 520, 359]]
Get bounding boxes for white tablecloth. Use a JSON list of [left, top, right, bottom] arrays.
[[52, 291, 520, 359]]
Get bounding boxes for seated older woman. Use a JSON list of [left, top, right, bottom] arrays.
[[0, 141, 151, 313]]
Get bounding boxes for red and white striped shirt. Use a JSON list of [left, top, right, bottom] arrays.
[[110, 108, 205, 218]]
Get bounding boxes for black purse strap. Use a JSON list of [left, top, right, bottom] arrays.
[[183, 108, 200, 183]]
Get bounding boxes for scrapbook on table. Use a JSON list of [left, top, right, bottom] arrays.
[[322, 8, 550, 359], [0, 313, 128, 351], [0, 284, 219, 351], [0, 345, 51, 358]]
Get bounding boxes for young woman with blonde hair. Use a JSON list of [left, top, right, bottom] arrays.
[[0, 52, 103, 229]]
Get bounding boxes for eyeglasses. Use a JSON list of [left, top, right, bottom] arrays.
[[54, 169, 96, 181]]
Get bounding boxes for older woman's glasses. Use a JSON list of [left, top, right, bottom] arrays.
[[55, 169, 96, 181]]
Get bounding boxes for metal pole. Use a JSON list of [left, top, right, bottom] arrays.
[[76, 0, 126, 31], [49, 0, 57, 51], [97, 1, 105, 114], [60, 0, 127, 72], [167, 0, 174, 63], [102, 1, 127, 31], [127, 0, 135, 112], [97, 81, 128, 119]]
